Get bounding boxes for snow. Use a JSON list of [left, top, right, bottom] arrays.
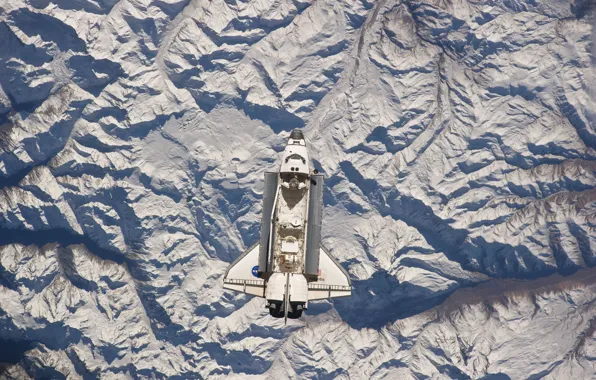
[[0, 0, 595, 378]]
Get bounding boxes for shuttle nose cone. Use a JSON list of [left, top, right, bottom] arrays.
[[290, 129, 304, 140]]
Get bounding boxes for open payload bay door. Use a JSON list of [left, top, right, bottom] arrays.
[[308, 245, 352, 300], [223, 243, 265, 297]]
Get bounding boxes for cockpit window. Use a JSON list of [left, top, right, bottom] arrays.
[[285, 154, 306, 164]]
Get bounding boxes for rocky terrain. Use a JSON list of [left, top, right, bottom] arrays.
[[0, 0, 595, 378]]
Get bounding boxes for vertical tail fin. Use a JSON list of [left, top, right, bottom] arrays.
[[284, 273, 289, 325]]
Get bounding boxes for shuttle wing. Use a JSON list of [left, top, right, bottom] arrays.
[[223, 243, 266, 297], [308, 245, 352, 300]]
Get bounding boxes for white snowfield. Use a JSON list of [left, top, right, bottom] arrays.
[[0, 0, 594, 378]]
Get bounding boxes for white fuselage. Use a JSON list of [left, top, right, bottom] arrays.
[[272, 134, 310, 274], [265, 134, 311, 311], [222, 128, 352, 322]]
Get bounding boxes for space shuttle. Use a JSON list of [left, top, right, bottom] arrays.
[[223, 129, 351, 322]]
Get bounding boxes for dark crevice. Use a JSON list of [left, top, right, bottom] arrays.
[[0, 227, 126, 265], [0, 155, 56, 191]]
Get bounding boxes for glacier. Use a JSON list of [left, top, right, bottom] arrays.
[[0, 0, 595, 378]]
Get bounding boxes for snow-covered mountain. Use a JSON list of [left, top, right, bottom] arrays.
[[0, 0, 595, 378]]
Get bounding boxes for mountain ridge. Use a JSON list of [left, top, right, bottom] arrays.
[[0, 0, 594, 378]]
